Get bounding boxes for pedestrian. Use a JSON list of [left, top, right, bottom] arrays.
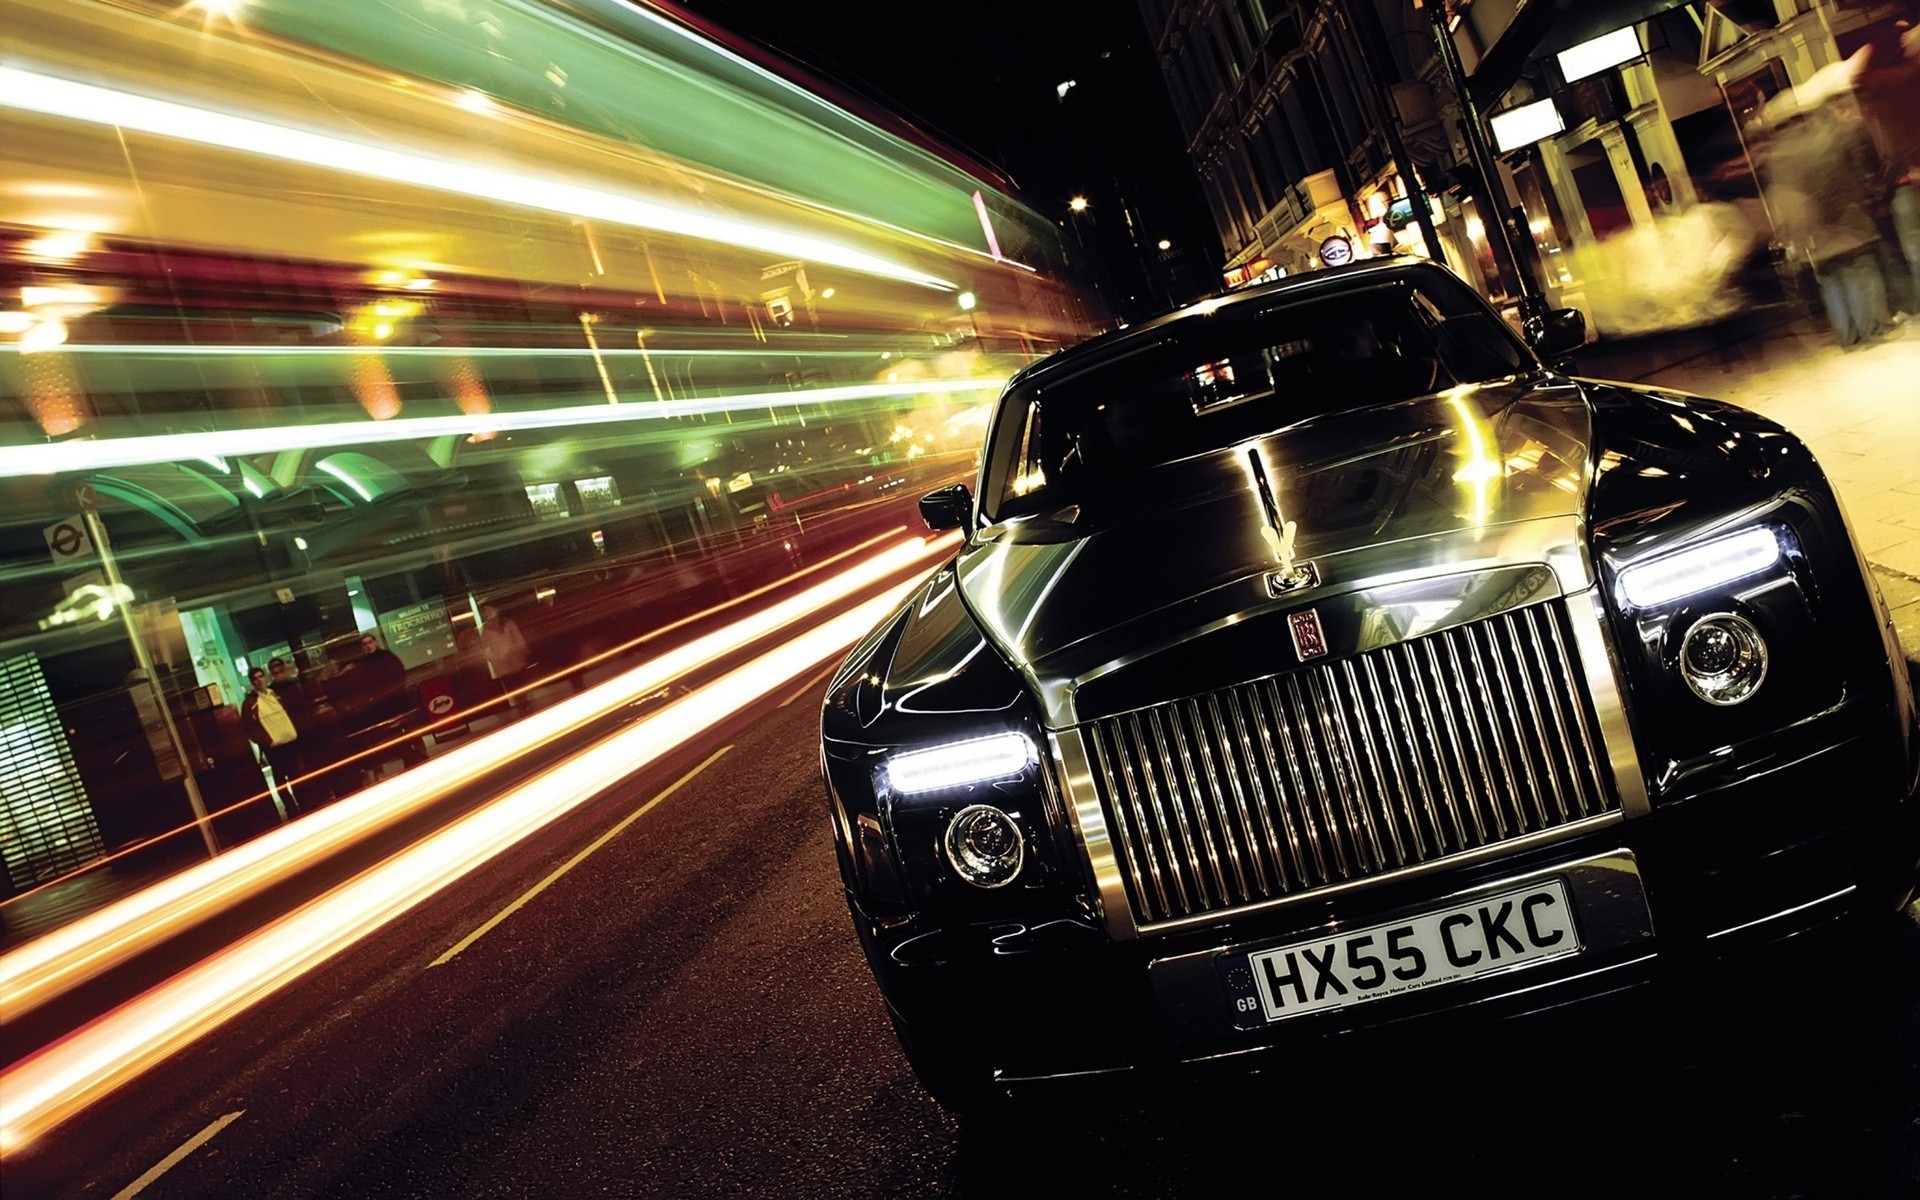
[[329, 632, 426, 784], [268, 656, 334, 806], [1858, 20, 1920, 315], [1760, 56, 1893, 347], [450, 624, 504, 720], [241, 665, 302, 813], [478, 603, 532, 708]]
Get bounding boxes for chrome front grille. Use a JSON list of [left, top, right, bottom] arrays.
[[1082, 600, 1618, 926]]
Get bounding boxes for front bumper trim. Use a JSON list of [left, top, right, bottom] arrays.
[[1705, 884, 1857, 941]]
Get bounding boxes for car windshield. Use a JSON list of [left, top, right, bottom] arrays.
[[980, 272, 1532, 522]]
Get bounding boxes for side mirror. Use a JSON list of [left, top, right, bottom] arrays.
[[917, 484, 974, 534], [1526, 306, 1586, 365]]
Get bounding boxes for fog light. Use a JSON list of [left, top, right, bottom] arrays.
[[944, 804, 1024, 888], [1679, 613, 1767, 705]]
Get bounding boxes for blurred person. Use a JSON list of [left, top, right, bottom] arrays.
[[1761, 70, 1892, 347], [1567, 201, 1760, 336], [478, 602, 532, 708], [450, 624, 504, 720], [1858, 20, 1920, 314], [329, 632, 425, 784], [241, 665, 302, 812]]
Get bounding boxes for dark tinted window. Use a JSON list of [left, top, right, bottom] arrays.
[[982, 272, 1530, 521]]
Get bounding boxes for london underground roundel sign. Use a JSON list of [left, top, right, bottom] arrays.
[[1319, 235, 1353, 267]]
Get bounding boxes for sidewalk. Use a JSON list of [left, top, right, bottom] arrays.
[[1581, 313, 1920, 663]]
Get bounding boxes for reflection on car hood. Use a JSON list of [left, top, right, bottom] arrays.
[[955, 378, 1595, 692]]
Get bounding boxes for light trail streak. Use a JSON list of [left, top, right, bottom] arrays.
[[0, 525, 913, 912], [0, 67, 955, 291], [37, 344, 896, 357], [0, 377, 1005, 476], [0, 532, 956, 1027], [0, 567, 932, 1153], [572, 3, 1045, 271]]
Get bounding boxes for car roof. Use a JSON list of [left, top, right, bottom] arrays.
[[1009, 255, 1461, 393]]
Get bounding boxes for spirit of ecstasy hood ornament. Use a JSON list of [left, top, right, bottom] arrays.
[[1248, 449, 1319, 595]]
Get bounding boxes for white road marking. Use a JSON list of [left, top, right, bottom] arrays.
[[111, 1110, 244, 1199], [429, 746, 733, 967]]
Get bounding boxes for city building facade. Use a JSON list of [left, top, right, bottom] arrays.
[[1454, 0, 1913, 334], [1140, 0, 1915, 335], [1136, 0, 1502, 301]]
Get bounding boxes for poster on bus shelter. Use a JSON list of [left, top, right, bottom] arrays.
[[379, 599, 456, 671]]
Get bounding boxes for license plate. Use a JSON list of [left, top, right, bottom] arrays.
[[1223, 880, 1581, 1027]]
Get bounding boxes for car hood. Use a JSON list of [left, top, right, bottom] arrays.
[[953, 378, 1603, 724]]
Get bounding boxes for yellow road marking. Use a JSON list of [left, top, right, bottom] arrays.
[[112, 1110, 245, 1199], [430, 745, 733, 967]]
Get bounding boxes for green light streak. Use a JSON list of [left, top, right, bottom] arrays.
[[0, 377, 1009, 476]]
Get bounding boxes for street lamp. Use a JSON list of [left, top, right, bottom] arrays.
[[1157, 239, 1172, 251], [957, 291, 979, 341], [1069, 196, 1089, 214]]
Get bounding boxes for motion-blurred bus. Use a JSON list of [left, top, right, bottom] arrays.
[[0, 0, 1097, 909]]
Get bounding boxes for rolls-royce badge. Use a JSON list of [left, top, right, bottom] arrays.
[[1288, 608, 1329, 661]]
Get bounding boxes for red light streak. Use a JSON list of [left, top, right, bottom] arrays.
[[0, 533, 954, 1032], [0, 526, 912, 919], [0, 574, 933, 1151]]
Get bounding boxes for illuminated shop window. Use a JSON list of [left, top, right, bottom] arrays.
[[575, 475, 620, 513], [0, 652, 104, 888], [524, 482, 568, 520]]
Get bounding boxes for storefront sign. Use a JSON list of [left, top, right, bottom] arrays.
[[1558, 26, 1643, 83], [380, 599, 456, 671], [1223, 257, 1274, 289], [1490, 98, 1566, 153], [1319, 236, 1354, 267], [420, 675, 457, 717]]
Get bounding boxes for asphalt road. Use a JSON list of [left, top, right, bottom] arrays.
[[10, 678, 1920, 1199]]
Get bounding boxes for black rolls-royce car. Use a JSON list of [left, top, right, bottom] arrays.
[[819, 257, 1919, 1114]]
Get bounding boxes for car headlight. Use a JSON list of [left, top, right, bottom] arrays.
[[882, 732, 1035, 795], [943, 804, 1025, 888], [1678, 613, 1768, 705], [1618, 526, 1782, 607]]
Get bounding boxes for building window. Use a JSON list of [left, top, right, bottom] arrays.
[[1223, 2, 1257, 56], [1317, 43, 1367, 149], [1171, 55, 1207, 131], [1282, 80, 1332, 174], [1248, 122, 1290, 203], [1182, 49, 1218, 111], [1201, 171, 1245, 252], [1263, 113, 1303, 182], [1233, 154, 1266, 231], [1211, 26, 1240, 85]]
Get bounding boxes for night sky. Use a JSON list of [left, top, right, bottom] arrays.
[[675, 0, 1223, 310]]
